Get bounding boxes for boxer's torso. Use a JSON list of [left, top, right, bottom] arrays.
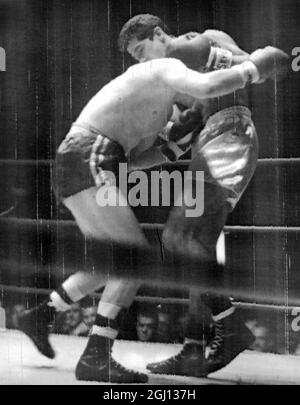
[[76, 61, 175, 154], [168, 32, 249, 123]]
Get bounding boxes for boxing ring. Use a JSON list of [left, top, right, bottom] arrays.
[[2, 330, 300, 385], [1, 157, 300, 384]]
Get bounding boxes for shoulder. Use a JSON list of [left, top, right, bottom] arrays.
[[127, 58, 185, 73], [126, 59, 186, 84], [151, 58, 187, 77], [147, 58, 186, 74], [202, 29, 238, 47]]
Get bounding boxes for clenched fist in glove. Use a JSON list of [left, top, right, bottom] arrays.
[[249, 46, 290, 83], [158, 108, 204, 162], [232, 46, 290, 86]]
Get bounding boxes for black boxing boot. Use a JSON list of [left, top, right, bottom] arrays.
[[146, 342, 207, 377], [147, 314, 207, 377], [75, 335, 148, 383], [206, 311, 255, 375], [18, 300, 55, 359]]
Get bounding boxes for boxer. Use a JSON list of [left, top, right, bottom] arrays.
[[18, 45, 288, 383], [119, 14, 289, 377]]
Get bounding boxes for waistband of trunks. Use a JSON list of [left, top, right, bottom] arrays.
[[205, 106, 252, 127], [71, 121, 103, 135], [71, 121, 125, 154]]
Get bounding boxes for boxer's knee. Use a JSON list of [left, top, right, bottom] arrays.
[[162, 183, 230, 261], [162, 211, 214, 261], [101, 278, 141, 309]]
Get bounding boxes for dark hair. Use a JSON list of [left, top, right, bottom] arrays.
[[118, 14, 170, 52], [136, 304, 158, 323]]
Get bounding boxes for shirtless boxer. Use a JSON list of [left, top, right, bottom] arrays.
[[119, 14, 289, 377], [18, 46, 288, 383]]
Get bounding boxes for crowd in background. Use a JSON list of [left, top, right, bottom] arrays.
[[2, 294, 300, 355]]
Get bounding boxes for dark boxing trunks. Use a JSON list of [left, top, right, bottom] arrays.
[[52, 122, 126, 201]]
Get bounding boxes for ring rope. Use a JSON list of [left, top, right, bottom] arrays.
[[0, 206, 16, 217], [0, 217, 299, 233], [0, 284, 298, 312], [1, 157, 300, 168], [0, 258, 298, 308]]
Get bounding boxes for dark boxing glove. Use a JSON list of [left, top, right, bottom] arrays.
[[232, 46, 290, 87], [158, 108, 203, 162], [249, 46, 290, 82]]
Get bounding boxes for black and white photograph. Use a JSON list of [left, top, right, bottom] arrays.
[[0, 0, 300, 387]]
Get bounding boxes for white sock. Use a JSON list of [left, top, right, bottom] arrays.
[[49, 291, 71, 312], [212, 306, 235, 322], [90, 301, 122, 340], [62, 271, 107, 302], [184, 337, 204, 346]]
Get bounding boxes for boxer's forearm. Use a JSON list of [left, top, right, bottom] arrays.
[[232, 54, 251, 65], [170, 65, 249, 100], [203, 29, 249, 56]]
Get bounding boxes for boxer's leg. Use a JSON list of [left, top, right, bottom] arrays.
[[88, 278, 141, 341], [147, 167, 230, 377], [202, 115, 258, 373], [66, 189, 143, 367], [63, 186, 148, 382], [69, 188, 143, 352], [162, 151, 234, 325], [20, 128, 148, 382], [64, 186, 148, 247], [184, 114, 259, 337], [17, 270, 108, 359], [147, 112, 258, 376]]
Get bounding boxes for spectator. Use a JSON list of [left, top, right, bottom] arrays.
[[0, 300, 6, 329], [54, 302, 88, 336], [8, 304, 26, 329], [156, 305, 174, 343], [245, 318, 258, 334], [81, 305, 97, 336], [64, 303, 83, 334], [250, 324, 275, 353], [136, 306, 157, 342], [173, 313, 188, 343]]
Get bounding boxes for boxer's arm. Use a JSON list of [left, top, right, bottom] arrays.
[[162, 45, 289, 98], [203, 29, 252, 67], [129, 109, 203, 168], [160, 59, 254, 100], [175, 31, 249, 70], [203, 29, 249, 56]]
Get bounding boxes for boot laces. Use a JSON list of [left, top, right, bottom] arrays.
[[154, 343, 198, 367], [210, 321, 224, 354]]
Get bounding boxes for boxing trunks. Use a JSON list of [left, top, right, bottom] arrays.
[[53, 122, 126, 201], [192, 106, 258, 210], [163, 106, 258, 259]]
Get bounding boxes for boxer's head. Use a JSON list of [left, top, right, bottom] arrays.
[[119, 14, 171, 62]]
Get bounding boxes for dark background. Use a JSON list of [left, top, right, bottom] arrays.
[[0, 0, 300, 304]]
